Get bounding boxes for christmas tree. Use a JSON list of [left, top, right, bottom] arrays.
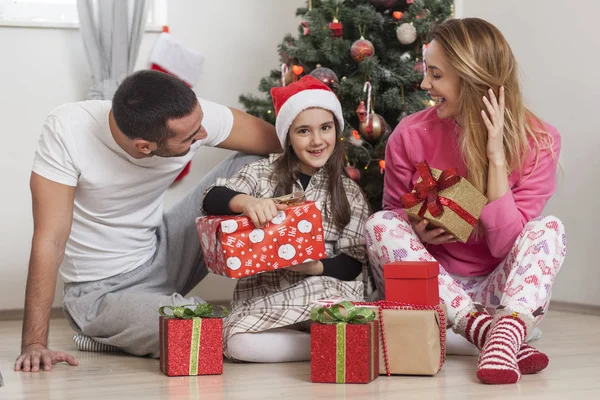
[[240, 0, 454, 211]]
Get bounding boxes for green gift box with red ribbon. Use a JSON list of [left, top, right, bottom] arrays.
[[310, 301, 379, 384], [159, 304, 228, 377], [401, 160, 488, 243]]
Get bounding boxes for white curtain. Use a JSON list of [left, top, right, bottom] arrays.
[[77, 0, 149, 100]]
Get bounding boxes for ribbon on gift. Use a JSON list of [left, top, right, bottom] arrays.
[[158, 303, 229, 319], [311, 301, 376, 383], [400, 161, 478, 227], [159, 304, 228, 375], [310, 300, 375, 325]]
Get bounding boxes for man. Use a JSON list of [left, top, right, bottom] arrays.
[[14, 70, 280, 372]]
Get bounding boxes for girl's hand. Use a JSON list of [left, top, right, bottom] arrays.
[[241, 197, 288, 228], [482, 86, 506, 166], [410, 218, 456, 245], [287, 260, 323, 275]]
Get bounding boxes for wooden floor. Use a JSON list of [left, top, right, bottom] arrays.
[[1, 311, 600, 399]]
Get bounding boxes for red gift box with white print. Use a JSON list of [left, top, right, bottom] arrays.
[[196, 201, 326, 279]]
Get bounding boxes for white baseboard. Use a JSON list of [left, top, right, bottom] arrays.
[[549, 301, 600, 316], [0, 307, 64, 321], [1, 301, 598, 321]]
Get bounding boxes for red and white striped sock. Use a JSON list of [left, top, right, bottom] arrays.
[[457, 310, 548, 375], [463, 312, 493, 350], [476, 315, 527, 384], [517, 343, 549, 374]]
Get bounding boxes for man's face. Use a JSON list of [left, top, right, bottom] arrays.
[[151, 102, 207, 158]]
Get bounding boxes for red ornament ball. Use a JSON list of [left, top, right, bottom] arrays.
[[351, 38, 375, 62], [309, 67, 339, 90], [413, 60, 425, 74]]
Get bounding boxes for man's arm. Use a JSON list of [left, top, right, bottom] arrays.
[[14, 172, 78, 372], [217, 108, 281, 155]]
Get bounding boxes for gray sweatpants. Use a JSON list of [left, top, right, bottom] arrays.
[[62, 152, 261, 358]]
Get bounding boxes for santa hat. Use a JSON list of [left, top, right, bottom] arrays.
[[270, 75, 344, 147]]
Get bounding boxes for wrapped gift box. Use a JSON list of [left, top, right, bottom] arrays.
[[197, 201, 326, 278], [401, 161, 487, 243], [159, 305, 225, 376], [356, 301, 447, 376], [384, 261, 440, 305], [310, 302, 379, 384]]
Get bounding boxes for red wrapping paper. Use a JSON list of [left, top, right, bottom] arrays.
[[311, 321, 379, 384], [159, 316, 223, 376], [197, 201, 326, 278]]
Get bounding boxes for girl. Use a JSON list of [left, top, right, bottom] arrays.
[[202, 75, 370, 362], [365, 18, 566, 384]]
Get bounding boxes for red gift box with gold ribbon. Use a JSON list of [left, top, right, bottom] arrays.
[[401, 161, 487, 243], [159, 304, 227, 377], [197, 201, 326, 279], [310, 301, 379, 384]]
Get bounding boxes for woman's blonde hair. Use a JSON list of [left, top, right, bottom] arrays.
[[431, 18, 553, 193]]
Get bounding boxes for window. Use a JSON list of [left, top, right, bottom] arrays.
[[0, 0, 167, 30]]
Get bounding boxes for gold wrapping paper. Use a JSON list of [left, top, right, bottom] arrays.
[[404, 168, 487, 243]]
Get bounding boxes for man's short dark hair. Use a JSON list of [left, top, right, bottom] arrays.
[[112, 70, 198, 143]]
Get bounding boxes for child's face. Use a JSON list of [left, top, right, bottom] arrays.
[[288, 108, 336, 175]]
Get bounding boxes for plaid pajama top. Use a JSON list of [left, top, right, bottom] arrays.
[[203, 154, 369, 359]]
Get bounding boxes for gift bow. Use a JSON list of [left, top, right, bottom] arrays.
[[159, 304, 229, 319], [400, 161, 477, 227], [310, 301, 375, 324]]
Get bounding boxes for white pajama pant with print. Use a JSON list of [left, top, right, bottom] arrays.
[[365, 210, 567, 330]]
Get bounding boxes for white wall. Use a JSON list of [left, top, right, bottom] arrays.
[[456, 0, 600, 306], [0, 0, 304, 311], [2, 0, 597, 311]]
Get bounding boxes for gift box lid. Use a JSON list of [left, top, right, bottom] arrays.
[[383, 261, 439, 279]]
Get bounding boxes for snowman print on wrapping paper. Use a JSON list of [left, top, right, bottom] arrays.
[[226, 256, 242, 271], [278, 243, 296, 260], [221, 220, 238, 234], [222, 212, 280, 271], [270, 210, 287, 225], [249, 228, 265, 244], [222, 219, 242, 271]]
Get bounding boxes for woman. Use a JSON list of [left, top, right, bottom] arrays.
[[365, 18, 566, 384]]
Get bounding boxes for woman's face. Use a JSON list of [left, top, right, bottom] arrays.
[[420, 40, 462, 120]]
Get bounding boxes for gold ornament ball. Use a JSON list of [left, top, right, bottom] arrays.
[[359, 113, 389, 141]]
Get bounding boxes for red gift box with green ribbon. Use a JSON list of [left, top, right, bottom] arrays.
[[159, 304, 228, 376], [310, 301, 379, 384]]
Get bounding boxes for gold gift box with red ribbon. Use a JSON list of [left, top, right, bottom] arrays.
[[401, 161, 487, 243]]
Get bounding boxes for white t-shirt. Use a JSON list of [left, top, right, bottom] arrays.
[[32, 99, 232, 283]]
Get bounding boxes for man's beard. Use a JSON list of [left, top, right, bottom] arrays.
[[150, 146, 190, 158]]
